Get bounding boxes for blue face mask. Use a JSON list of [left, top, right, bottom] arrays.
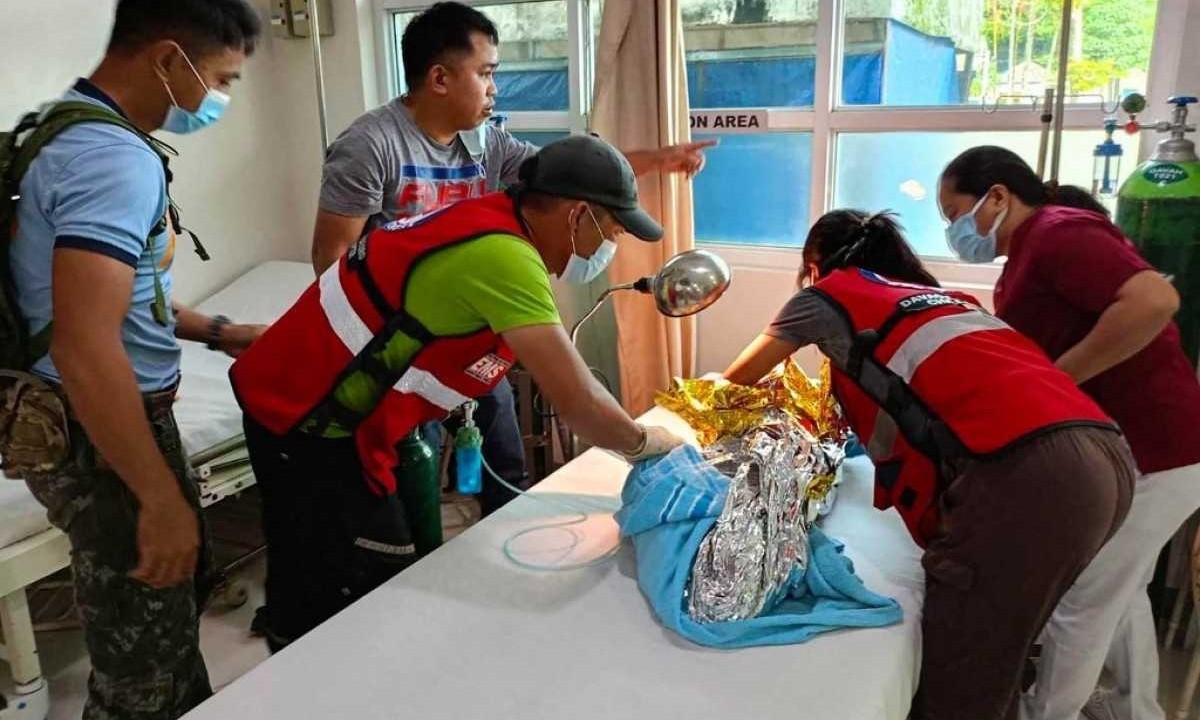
[[559, 208, 617, 284], [160, 46, 230, 135], [945, 192, 1007, 263]]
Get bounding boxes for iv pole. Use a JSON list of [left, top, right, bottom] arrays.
[[1036, 88, 1054, 179], [308, 0, 331, 155], [1048, 0, 1073, 183]]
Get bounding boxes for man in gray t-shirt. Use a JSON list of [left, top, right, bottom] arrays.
[[310, 2, 713, 519], [312, 2, 713, 272], [318, 98, 536, 239]]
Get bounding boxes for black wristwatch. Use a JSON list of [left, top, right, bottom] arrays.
[[206, 315, 232, 351]]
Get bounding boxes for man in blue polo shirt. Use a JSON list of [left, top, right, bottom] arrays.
[[8, 2, 262, 718]]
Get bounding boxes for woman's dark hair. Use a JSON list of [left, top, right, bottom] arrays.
[[402, 2, 500, 90], [802, 209, 940, 287], [108, 0, 261, 57], [1047, 183, 1112, 217], [943, 145, 1112, 218], [941, 145, 1050, 205]]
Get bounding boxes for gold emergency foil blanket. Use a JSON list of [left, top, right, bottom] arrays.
[[659, 362, 849, 623], [656, 360, 842, 447], [687, 425, 846, 623]]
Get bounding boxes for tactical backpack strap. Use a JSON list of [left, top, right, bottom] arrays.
[[8, 101, 173, 187], [3, 102, 176, 365], [9, 102, 191, 249], [4, 103, 201, 361]]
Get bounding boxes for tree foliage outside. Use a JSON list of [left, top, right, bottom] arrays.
[[466, 0, 1155, 101]]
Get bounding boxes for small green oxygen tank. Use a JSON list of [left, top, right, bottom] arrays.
[[394, 428, 443, 555], [1116, 96, 1200, 364]]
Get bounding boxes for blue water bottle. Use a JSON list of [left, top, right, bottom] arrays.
[[455, 401, 483, 495]]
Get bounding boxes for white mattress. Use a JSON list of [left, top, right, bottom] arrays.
[[176, 261, 313, 455], [0, 481, 53, 549], [1, 260, 313, 550]]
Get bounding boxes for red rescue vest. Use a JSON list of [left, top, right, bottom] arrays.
[[230, 193, 526, 495], [813, 268, 1115, 546]]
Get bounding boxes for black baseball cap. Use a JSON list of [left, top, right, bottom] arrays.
[[515, 135, 664, 242]]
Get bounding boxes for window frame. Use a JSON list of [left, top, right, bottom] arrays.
[[372, 0, 1181, 283], [686, 0, 1179, 283], [372, 0, 596, 136]]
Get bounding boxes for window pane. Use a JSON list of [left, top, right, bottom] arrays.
[[391, 1, 570, 111], [693, 132, 812, 247], [838, 0, 1158, 107], [682, 0, 819, 108], [1068, 0, 1158, 103], [833, 130, 1132, 258]]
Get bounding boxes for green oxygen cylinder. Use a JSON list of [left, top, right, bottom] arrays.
[[1116, 95, 1200, 364], [394, 428, 443, 555]]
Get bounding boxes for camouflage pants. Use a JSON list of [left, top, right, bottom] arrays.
[[23, 400, 213, 720]]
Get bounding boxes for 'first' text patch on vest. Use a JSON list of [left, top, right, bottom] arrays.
[[465, 354, 512, 384]]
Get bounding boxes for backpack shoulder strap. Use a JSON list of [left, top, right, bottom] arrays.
[[8, 101, 171, 189], [5, 102, 178, 365]]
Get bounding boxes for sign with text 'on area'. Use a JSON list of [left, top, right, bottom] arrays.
[[689, 110, 768, 134]]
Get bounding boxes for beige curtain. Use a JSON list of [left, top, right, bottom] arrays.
[[591, 0, 696, 415]]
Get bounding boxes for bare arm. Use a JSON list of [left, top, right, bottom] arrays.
[[1056, 270, 1180, 384], [172, 303, 266, 358], [723, 334, 801, 386], [502, 324, 644, 454], [624, 139, 719, 178], [51, 249, 198, 588], [312, 209, 369, 275]]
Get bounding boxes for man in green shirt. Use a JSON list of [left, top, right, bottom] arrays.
[[313, 1, 714, 522], [234, 135, 686, 650]]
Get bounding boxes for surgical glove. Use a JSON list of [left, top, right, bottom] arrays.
[[622, 425, 687, 462]]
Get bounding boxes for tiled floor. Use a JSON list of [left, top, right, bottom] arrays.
[[3, 502, 1197, 719]]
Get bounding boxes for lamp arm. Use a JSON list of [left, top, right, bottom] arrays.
[[569, 281, 641, 346]]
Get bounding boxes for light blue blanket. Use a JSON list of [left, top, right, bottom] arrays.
[[615, 446, 902, 649]]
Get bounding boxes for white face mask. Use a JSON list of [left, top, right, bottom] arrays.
[[458, 122, 487, 159], [558, 207, 617, 284]]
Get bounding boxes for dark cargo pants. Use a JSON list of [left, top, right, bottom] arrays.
[[911, 426, 1136, 720], [23, 391, 212, 720]]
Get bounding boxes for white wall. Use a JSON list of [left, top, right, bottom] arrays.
[[268, 0, 381, 259], [1140, 0, 1200, 161], [0, 0, 370, 305]]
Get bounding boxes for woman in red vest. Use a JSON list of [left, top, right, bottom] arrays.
[[723, 209, 1137, 720], [940, 146, 1200, 720]]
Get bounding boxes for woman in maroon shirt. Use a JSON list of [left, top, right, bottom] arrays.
[[938, 145, 1200, 720]]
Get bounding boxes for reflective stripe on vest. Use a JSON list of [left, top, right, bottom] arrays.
[[320, 265, 472, 413], [884, 311, 1010, 383], [319, 265, 373, 356], [393, 367, 471, 412]]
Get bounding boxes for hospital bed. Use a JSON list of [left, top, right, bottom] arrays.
[[0, 261, 314, 720], [181, 407, 928, 720]]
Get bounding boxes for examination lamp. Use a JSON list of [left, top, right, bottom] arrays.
[[570, 249, 733, 345]]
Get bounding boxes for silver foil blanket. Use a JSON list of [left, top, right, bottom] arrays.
[[687, 416, 846, 623]]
